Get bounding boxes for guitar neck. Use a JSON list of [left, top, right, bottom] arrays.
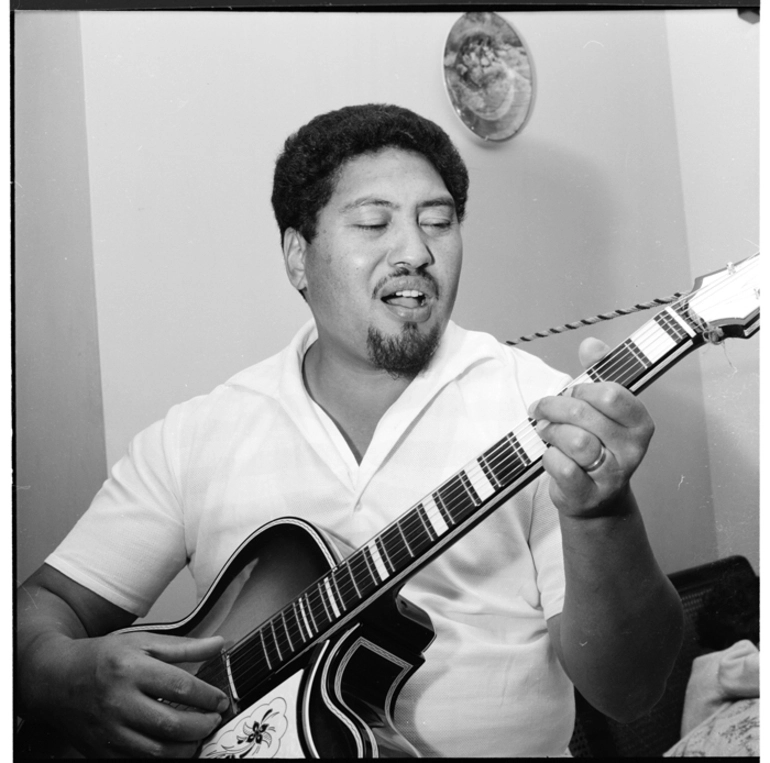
[[210, 252, 760, 703]]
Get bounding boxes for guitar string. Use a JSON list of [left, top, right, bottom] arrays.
[[226, 277, 757, 685], [224, 286, 722, 679], [222, 261, 758, 682], [223, 319, 674, 680], [224, 308, 709, 679]]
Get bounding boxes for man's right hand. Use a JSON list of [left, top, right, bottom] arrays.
[[17, 565, 230, 758], [48, 631, 230, 757]]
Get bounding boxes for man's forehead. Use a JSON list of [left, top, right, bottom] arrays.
[[330, 149, 453, 207]]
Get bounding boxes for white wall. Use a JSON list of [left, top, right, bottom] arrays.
[[666, 10, 760, 568], [15, 11, 759, 623], [14, 13, 108, 584]]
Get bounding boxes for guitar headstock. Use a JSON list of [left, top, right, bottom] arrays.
[[685, 252, 760, 341]]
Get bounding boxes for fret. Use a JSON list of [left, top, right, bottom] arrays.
[[361, 544, 382, 584], [374, 536, 394, 574], [280, 610, 295, 651], [431, 488, 453, 526], [380, 523, 408, 571], [511, 431, 545, 468], [365, 541, 389, 582], [227, 637, 272, 701], [480, 435, 525, 488], [292, 600, 310, 642], [590, 341, 643, 387], [222, 650, 240, 702], [611, 340, 649, 385], [672, 300, 708, 335], [586, 366, 602, 382], [626, 339, 650, 367], [466, 459, 496, 501], [400, 509, 433, 556], [349, 551, 377, 598], [395, 519, 414, 557], [304, 590, 327, 633], [655, 309, 691, 342], [348, 562, 363, 598], [415, 503, 437, 541], [259, 627, 272, 672], [635, 326, 673, 363], [196, 653, 233, 698], [332, 563, 359, 610], [435, 472, 478, 524], [269, 619, 283, 662], [422, 494, 449, 536], [322, 576, 342, 619], [460, 471, 480, 505]]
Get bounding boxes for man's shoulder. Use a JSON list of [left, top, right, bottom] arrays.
[[166, 340, 300, 428]]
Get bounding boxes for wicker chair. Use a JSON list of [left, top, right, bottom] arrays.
[[568, 555, 758, 757]]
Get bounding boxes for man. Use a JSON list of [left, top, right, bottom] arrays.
[[17, 104, 683, 758]]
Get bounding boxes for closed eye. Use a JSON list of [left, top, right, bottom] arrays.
[[421, 220, 454, 231]]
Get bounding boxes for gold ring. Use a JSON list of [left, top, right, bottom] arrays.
[[584, 445, 607, 473]]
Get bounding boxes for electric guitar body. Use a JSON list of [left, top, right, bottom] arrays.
[[133, 518, 434, 759], [18, 519, 433, 759]]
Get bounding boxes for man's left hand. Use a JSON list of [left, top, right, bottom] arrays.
[[527, 337, 654, 518]]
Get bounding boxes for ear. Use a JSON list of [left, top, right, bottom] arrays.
[[282, 228, 308, 294]]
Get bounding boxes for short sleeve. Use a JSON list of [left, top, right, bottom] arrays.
[[528, 473, 566, 620], [45, 411, 188, 617]]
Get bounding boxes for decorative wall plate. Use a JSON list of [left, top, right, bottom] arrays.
[[443, 12, 535, 142]]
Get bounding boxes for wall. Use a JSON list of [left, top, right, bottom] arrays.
[[14, 13, 108, 584], [14, 11, 759, 623], [666, 10, 760, 570]]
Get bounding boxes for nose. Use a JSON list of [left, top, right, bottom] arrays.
[[386, 221, 434, 270]]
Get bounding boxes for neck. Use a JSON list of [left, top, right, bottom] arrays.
[[302, 340, 413, 463]]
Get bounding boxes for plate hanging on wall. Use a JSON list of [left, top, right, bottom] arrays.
[[443, 12, 535, 142]]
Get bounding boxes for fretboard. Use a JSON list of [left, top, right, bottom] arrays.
[[217, 301, 704, 702]]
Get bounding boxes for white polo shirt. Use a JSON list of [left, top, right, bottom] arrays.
[[48, 320, 574, 756]]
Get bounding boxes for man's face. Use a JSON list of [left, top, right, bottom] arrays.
[[289, 147, 463, 377]]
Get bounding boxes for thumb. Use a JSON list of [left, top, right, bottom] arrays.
[[142, 634, 225, 664], [578, 337, 611, 370]]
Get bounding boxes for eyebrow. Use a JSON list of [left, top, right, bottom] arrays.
[[339, 195, 456, 214]]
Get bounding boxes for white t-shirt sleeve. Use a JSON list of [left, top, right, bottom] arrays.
[[528, 473, 566, 621], [46, 411, 188, 617]]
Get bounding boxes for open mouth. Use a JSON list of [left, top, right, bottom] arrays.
[[381, 289, 428, 309], [376, 276, 437, 323]]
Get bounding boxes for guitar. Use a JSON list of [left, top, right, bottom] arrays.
[[18, 254, 760, 759]]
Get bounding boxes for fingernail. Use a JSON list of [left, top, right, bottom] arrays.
[[535, 420, 548, 433], [217, 697, 230, 713], [528, 401, 539, 417]]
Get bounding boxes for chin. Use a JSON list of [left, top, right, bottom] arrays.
[[367, 323, 442, 379]]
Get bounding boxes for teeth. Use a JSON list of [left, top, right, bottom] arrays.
[[395, 290, 424, 298]]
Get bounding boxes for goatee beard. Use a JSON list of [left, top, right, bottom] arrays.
[[366, 323, 441, 380]]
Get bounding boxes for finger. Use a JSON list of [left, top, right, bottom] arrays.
[[578, 337, 611, 369], [137, 660, 230, 713], [530, 392, 612, 442], [127, 693, 223, 744], [144, 634, 226, 665], [568, 383, 651, 431], [536, 421, 607, 471], [541, 446, 597, 507]]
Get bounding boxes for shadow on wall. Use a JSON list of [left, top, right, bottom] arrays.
[[456, 135, 680, 372], [636, 378, 719, 572], [455, 136, 718, 575]]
